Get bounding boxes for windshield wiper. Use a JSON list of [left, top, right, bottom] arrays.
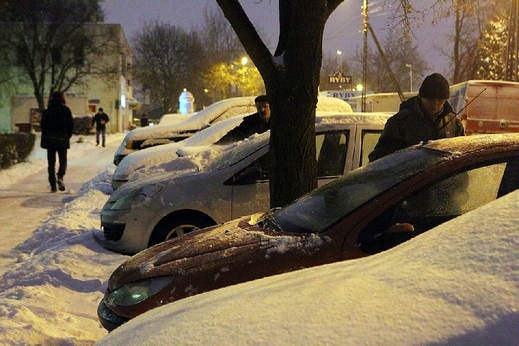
[[258, 208, 282, 231]]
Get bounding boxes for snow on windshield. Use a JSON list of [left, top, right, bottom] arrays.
[[113, 115, 246, 180], [124, 96, 256, 140]]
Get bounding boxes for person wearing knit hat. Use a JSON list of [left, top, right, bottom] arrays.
[[216, 95, 270, 144], [368, 72, 464, 162]]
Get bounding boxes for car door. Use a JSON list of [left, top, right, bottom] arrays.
[[229, 128, 353, 219], [352, 156, 519, 256]]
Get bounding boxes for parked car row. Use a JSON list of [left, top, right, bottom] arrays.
[[101, 112, 391, 254], [113, 95, 354, 165], [113, 96, 257, 165], [98, 133, 519, 331]]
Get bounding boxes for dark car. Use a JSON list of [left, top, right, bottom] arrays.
[[98, 133, 519, 331]]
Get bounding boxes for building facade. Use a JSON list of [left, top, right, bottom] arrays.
[[1, 24, 137, 134]]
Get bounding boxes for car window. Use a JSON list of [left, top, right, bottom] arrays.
[[357, 158, 519, 254], [316, 131, 349, 177], [359, 131, 381, 167], [230, 130, 350, 184], [210, 134, 270, 171]]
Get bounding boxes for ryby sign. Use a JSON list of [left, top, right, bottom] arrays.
[[328, 70, 352, 84]]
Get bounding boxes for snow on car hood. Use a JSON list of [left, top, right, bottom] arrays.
[[108, 215, 332, 291], [125, 97, 256, 141], [127, 144, 234, 183], [113, 115, 247, 182]]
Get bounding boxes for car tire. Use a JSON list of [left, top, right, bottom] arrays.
[[148, 213, 215, 247]]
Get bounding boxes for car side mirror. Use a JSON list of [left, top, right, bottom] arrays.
[[386, 222, 414, 233], [370, 222, 415, 253]]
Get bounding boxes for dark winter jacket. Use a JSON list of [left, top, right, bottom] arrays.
[[217, 112, 270, 144], [92, 112, 110, 130], [40, 102, 74, 150], [368, 96, 465, 162]]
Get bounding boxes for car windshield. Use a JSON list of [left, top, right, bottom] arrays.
[[268, 147, 451, 234], [205, 133, 270, 171]]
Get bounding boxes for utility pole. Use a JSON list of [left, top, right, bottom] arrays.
[[361, 0, 368, 112], [506, 0, 519, 81]]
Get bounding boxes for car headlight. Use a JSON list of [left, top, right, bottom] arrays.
[[106, 276, 174, 307], [125, 139, 134, 149], [110, 185, 162, 210]]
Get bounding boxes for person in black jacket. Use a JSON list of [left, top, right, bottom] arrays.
[[369, 73, 465, 162], [40, 91, 74, 192], [140, 113, 149, 127], [92, 108, 110, 147], [216, 95, 270, 144]]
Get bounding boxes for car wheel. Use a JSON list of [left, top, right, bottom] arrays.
[[148, 213, 215, 247]]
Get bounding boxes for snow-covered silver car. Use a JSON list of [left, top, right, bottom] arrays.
[[113, 96, 257, 165], [101, 113, 390, 254]]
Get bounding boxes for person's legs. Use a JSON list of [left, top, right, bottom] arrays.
[[47, 149, 57, 192], [102, 128, 106, 147], [96, 129, 100, 146], [56, 149, 67, 191]]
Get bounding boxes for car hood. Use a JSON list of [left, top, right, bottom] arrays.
[[108, 214, 333, 292], [110, 167, 200, 199]]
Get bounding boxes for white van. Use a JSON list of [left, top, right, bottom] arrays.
[[449, 80, 519, 135], [113, 96, 353, 165]]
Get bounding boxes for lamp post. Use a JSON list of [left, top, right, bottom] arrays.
[[361, 0, 368, 112], [405, 63, 413, 92], [336, 50, 343, 89]]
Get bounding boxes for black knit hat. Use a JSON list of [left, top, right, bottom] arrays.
[[419, 73, 450, 99], [255, 95, 268, 103]]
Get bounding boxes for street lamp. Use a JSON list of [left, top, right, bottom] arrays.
[[405, 63, 413, 92]]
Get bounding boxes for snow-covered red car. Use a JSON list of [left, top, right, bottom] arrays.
[[98, 133, 519, 331]]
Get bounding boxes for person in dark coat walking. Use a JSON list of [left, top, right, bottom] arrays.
[[40, 91, 74, 192], [369, 73, 465, 162], [140, 113, 149, 127], [216, 95, 270, 144], [92, 108, 110, 147]]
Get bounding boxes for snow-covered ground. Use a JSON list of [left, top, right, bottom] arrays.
[[0, 132, 518, 345], [0, 133, 128, 345]]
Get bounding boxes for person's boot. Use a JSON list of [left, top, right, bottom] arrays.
[[51, 185, 57, 193], [57, 178, 65, 191]]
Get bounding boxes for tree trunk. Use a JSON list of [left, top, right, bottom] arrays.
[[216, 0, 343, 207], [267, 83, 318, 208]]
